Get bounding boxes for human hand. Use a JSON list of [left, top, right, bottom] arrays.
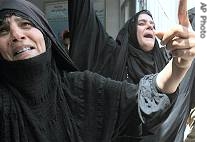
[[155, 26, 195, 68], [155, 0, 195, 69]]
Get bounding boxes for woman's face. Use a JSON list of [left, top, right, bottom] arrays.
[[136, 13, 156, 51], [0, 15, 46, 61]]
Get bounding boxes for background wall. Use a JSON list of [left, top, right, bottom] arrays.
[[27, 0, 194, 39]]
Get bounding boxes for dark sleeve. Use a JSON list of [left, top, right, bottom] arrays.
[[137, 74, 177, 128], [65, 71, 176, 140], [99, 73, 176, 139], [68, 0, 115, 71]]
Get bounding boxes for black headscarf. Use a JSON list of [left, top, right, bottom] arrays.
[[69, 1, 195, 141], [0, 2, 177, 142], [0, 0, 78, 72], [69, 1, 169, 84], [118, 10, 170, 83], [0, 1, 81, 141], [114, 10, 195, 142]]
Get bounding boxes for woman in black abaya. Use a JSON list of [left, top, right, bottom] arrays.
[[69, 0, 195, 141], [69, 3, 168, 84]]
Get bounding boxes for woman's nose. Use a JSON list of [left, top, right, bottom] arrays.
[[10, 26, 25, 42]]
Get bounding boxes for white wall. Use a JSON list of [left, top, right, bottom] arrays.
[[146, 0, 195, 32], [146, 0, 178, 32]]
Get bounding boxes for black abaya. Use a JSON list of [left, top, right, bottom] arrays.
[[0, 0, 176, 142], [69, 0, 195, 141]]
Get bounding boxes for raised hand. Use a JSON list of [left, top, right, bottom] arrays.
[[178, 0, 191, 27], [155, 0, 195, 69]]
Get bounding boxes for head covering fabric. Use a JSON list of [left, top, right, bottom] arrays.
[[0, 1, 169, 142], [128, 10, 154, 49], [0, 0, 78, 72], [115, 11, 169, 83], [0, 1, 175, 141], [0, 1, 79, 141], [69, 1, 195, 141], [0, 1, 137, 142], [69, 4, 169, 84]]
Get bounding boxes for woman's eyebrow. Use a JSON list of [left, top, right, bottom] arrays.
[[13, 16, 25, 22], [138, 19, 155, 25], [0, 16, 28, 29], [138, 19, 147, 22]]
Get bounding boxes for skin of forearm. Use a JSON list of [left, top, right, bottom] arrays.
[[156, 57, 191, 94]]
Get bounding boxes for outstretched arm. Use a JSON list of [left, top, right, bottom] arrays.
[[68, 0, 114, 71], [155, 0, 195, 94]]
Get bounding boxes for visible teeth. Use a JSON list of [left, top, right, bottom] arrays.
[[15, 47, 32, 55]]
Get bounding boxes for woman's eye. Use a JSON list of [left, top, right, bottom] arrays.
[[138, 22, 145, 26], [0, 27, 9, 36], [21, 21, 33, 28]]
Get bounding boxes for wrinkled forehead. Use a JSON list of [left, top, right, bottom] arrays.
[[0, 10, 31, 22], [0, 15, 29, 27], [138, 13, 154, 22]]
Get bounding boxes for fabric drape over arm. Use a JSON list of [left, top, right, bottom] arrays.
[[64, 71, 176, 141]]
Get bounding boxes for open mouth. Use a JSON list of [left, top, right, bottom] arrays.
[[14, 46, 35, 56], [144, 34, 153, 38]]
